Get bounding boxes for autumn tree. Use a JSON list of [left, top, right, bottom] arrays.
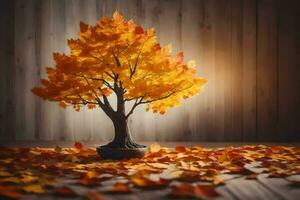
[[32, 11, 207, 148]]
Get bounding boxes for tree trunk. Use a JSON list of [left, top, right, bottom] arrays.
[[101, 85, 145, 148], [104, 110, 145, 148]]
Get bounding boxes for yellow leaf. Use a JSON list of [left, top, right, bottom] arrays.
[[148, 143, 162, 153], [0, 177, 20, 184], [0, 170, 12, 177], [23, 184, 45, 194], [21, 175, 38, 183], [54, 145, 62, 152]]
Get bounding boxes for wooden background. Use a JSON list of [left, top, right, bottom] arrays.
[[0, 0, 300, 142]]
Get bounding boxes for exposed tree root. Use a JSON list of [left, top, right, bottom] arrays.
[[104, 137, 146, 149]]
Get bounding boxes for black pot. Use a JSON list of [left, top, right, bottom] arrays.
[[97, 146, 147, 160]]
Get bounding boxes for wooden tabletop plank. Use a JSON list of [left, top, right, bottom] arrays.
[[258, 174, 300, 200], [223, 177, 284, 200]]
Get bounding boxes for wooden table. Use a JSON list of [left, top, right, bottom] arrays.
[[1, 141, 299, 200]]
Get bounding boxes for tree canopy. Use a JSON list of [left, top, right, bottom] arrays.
[[32, 11, 207, 117]]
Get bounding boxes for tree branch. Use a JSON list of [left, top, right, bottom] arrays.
[[112, 49, 121, 67], [65, 92, 98, 105], [104, 72, 115, 80], [129, 38, 149, 79], [126, 97, 144, 119], [89, 54, 110, 67], [117, 40, 131, 56], [102, 94, 115, 112], [125, 95, 146, 102], [81, 75, 115, 117], [90, 77, 115, 91], [140, 85, 193, 104], [125, 85, 193, 118], [120, 52, 132, 69]]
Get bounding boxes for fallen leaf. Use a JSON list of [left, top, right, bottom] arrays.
[[21, 175, 38, 183], [74, 142, 83, 150], [246, 173, 258, 180], [86, 191, 106, 200], [54, 146, 62, 152], [148, 143, 161, 153], [193, 185, 219, 198], [0, 177, 20, 184], [171, 184, 219, 199], [213, 175, 224, 185], [171, 183, 194, 198], [130, 172, 169, 189], [146, 162, 169, 169], [108, 182, 132, 193], [39, 176, 57, 187], [54, 186, 77, 197], [23, 184, 45, 194], [0, 185, 22, 199], [0, 170, 12, 177], [175, 146, 186, 152]]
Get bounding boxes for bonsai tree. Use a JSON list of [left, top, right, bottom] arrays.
[[32, 11, 207, 149]]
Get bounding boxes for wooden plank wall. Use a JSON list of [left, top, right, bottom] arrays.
[[0, 0, 299, 142], [0, 0, 15, 140]]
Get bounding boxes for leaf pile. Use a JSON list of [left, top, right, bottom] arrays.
[[0, 143, 299, 199]]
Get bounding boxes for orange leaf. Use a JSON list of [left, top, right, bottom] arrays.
[[87, 104, 96, 109], [80, 21, 89, 32], [78, 171, 101, 187], [109, 182, 132, 193], [0, 185, 22, 199], [175, 146, 186, 152], [54, 186, 77, 197], [193, 185, 219, 198], [74, 142, 83, 150], [148, 143, 162, 153], [171, 184, 219, 199], [86, 192, 105, 200], [58, 101, 67, 108], [171, 183, 194, 198], [135, 26, 144, 34], [130, 172, 169, 189]]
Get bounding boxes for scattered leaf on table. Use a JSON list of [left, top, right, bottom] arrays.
[[108, 182, 132, 193], [23, 184, 45, 194], [193, 185, 219, 198], [21, 175, 38, 183], [54, 186, 77, 197], [0, 177, 21, 184], [0, 170, 12, 177], [130, 172, 170, 189], [78, 171, 101, 187], [212, 175, 225, 185], [86, 192, 106, 200], [175, 146, 187, 152], [146, 162, 169, 169], [54, 146, 62, 152], [171, 183, 194, 198], [246, 173, 258, 180], [171, 183, 219, 199], [148, 143, 162, 153], [74, 142, 83, 150], [0, 185, 22, 199]]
